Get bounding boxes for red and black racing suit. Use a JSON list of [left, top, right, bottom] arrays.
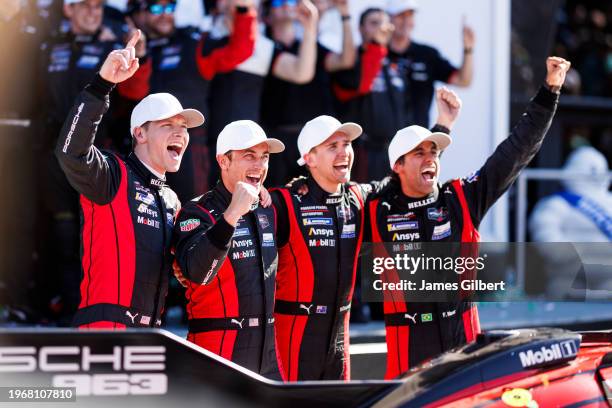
[[271, 178, 376, 381], [367, 85, 559, 378], [55, 75, 180, 329], [172, 182, 282, 380]]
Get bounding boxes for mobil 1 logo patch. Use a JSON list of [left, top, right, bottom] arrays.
[[518, 339, 579, 368]]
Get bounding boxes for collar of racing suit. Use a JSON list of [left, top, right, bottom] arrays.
[[389, 182, 441, 210], [126, 153, 167, 190], [306, 177, 346, 206], [65, 29, 103, 44]]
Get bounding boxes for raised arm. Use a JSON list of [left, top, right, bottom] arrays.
[[55, 31, 142, 204]]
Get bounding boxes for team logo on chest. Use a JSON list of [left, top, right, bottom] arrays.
[[427, 207, 448, 222]]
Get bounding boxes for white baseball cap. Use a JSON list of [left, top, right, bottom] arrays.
[[64, 0, 85, 4], [388, 125, 451, 169], [297, 115, 362, 166], [386, 0, 419, 16], [216, 120, 285, 155], [130, 93, 205, 136]]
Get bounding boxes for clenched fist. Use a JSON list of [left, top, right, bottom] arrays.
[[224, 181, 259, 226], [545, 56, 571, 90], [99, 30, 141, 84], [435, 87, 462, 130]]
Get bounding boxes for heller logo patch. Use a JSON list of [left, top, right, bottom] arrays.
[[392, 232, 420, 241], [179, 218, 200, 232], [387, 221, 419, 232], [303, 218, 333, 226], [432, 221, 451, 240], [518, 341, 578, 368], [249, 318, 259, 327], [406, 197, 436, 209], [421, 313, 433, 322]]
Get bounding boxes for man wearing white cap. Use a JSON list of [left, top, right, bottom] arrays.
[[172, 120, 285, 379], [269, 114, 383, 381], [368, 57, 571, 378], [56, 31, 204, 329], [386, 0, 474, 128]]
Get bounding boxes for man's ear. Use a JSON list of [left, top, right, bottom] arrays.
[[304, 152, 316, 168], [217, 154, 230, 171], [392, 161, 402, 174], [133, 126, 147, 145]]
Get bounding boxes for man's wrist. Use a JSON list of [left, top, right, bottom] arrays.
[[463, 47, 473, 55], [545, 82, 562, 94], [341, 15, 350, 22], [432, 123, 452, 134], [223, 210, 240, 226]]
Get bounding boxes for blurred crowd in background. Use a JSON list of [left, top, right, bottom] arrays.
[[0, 0, 609, 326]]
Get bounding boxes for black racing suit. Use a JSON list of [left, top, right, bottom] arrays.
[[271, 178, 374, 381], [366, 86, 559, 378], [55, 75, 180, 328], [128, 9, 256, 202], [173, 182, 281, 380], [39, 31, 149, 322]]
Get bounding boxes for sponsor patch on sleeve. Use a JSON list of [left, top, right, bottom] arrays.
[[179, 218, 200, 232]]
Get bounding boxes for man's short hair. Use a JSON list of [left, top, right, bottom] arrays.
[[359, 7, 385, 27]]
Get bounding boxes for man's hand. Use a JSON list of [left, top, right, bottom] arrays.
[[259, 187, 272, 208], [545, 56, 571, 90], [462, 19, 475, 50], [224, 182, 259, 225], [332, 0, 349, 16], [99, 30, 141, 84], [435, 87, 462, 130], [297, 0, 319, 32], [172, 260, 188, 288]]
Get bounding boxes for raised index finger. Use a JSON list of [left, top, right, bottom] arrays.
[[126, 29, 141, 48]]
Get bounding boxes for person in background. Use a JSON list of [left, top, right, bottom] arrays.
[[125, 0, 257, 202], [529, 146, 611, 298], [261, 0, 355, 186], [332, 7, 401, 181], [387, 0, 474, 128]]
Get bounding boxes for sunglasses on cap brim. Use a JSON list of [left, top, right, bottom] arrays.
[[148, 3, 176, 15], [270, 0, 297, 8]]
